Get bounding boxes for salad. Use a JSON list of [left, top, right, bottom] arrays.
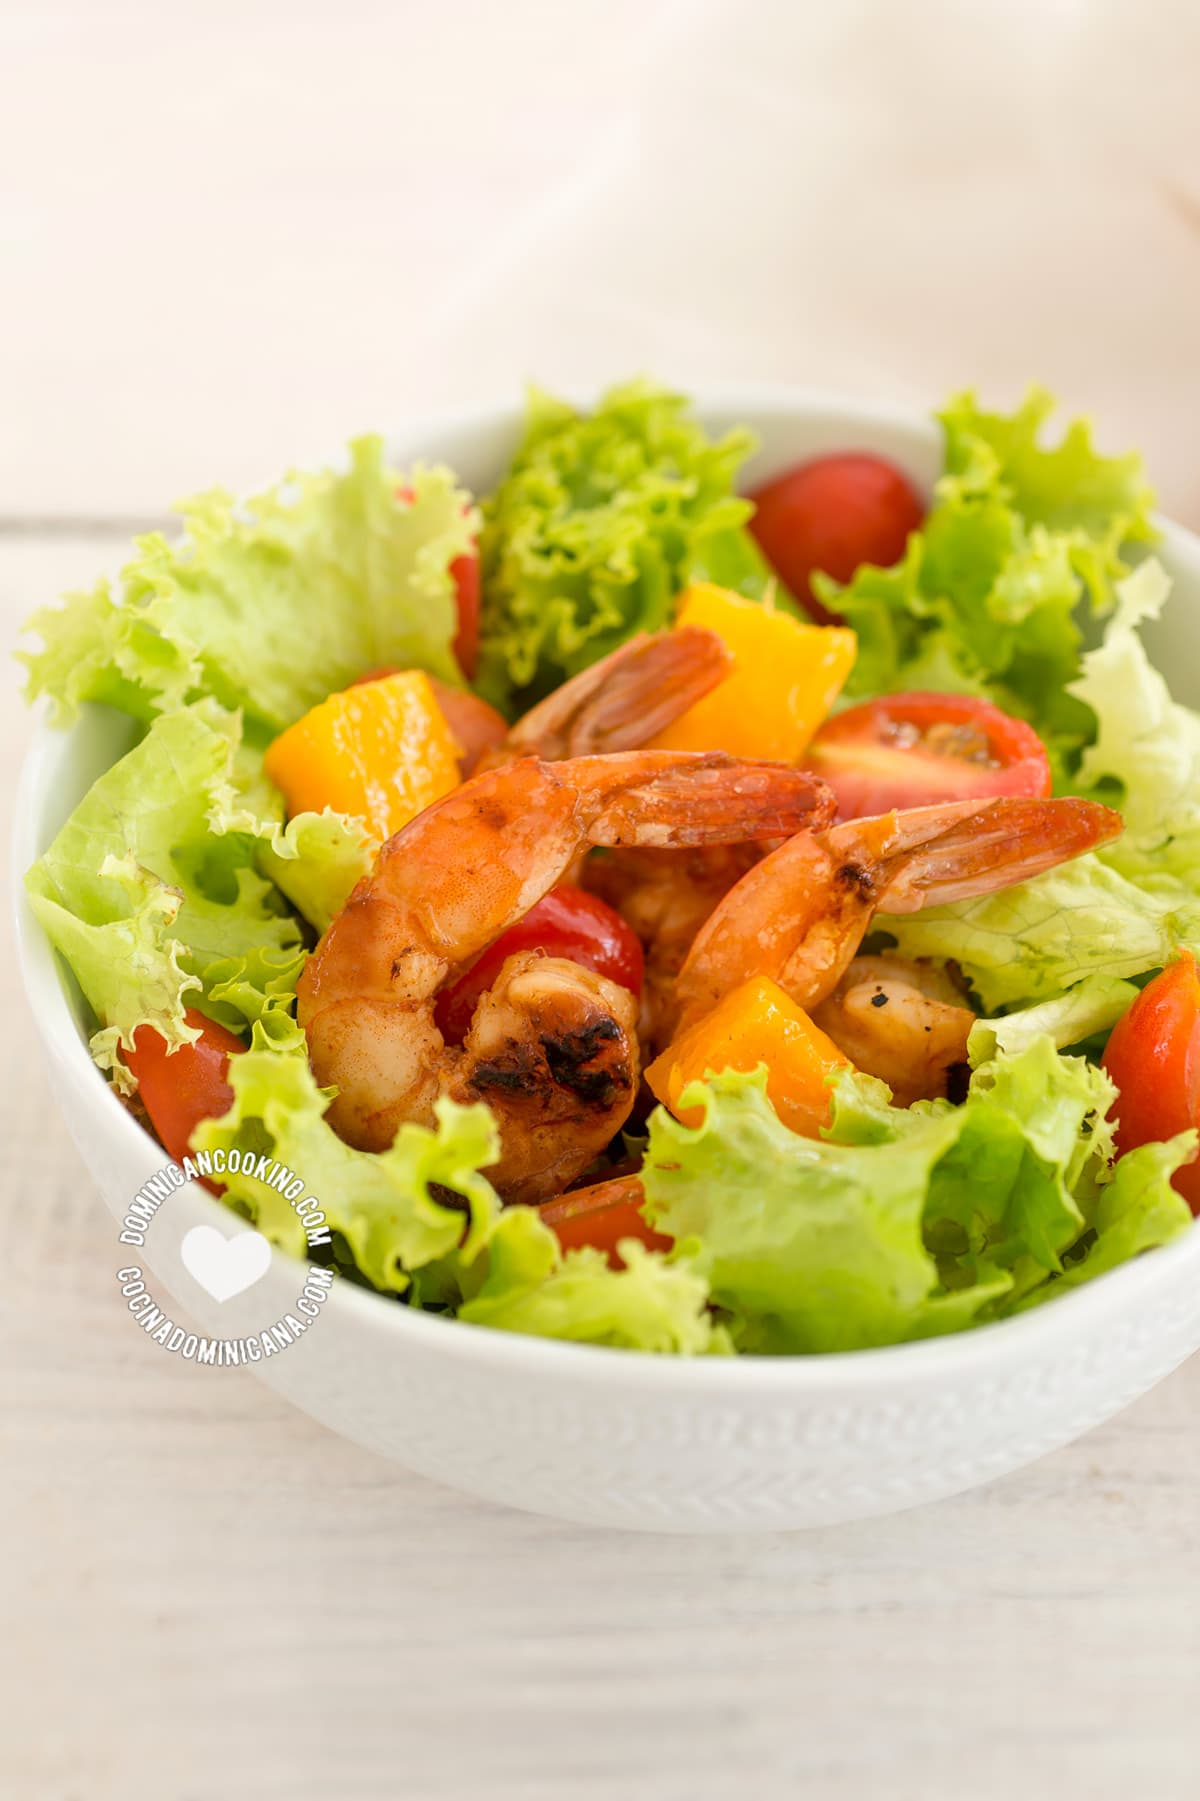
[[20, 382, 1200, 1356]]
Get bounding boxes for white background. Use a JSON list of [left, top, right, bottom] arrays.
[[3, 3, 1200, 1796]]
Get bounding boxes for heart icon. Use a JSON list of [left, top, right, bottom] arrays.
[[180, 1224, 272, 1303]]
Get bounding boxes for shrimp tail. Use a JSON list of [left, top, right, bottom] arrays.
[[672, 793, 1124, 1031], [860, 796, 1123, 914], [504, 627, 733, 761]]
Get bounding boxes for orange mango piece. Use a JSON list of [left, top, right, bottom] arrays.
[[263, 670, 461, 842], [645, 974, 851, 1138], [650, 582, 856, 762]]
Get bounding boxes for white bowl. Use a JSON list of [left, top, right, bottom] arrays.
[[15, 389, 1200, 1533]]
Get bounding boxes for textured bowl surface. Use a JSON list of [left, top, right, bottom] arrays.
[[15, 390, 1200, 1533]]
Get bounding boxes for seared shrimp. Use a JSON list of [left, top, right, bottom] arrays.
[[472, 626, 748, 994], [810, 955, 975, 1106], [671, 795, 1123, 1036], [297, 751, 834, 1203], [490, 626, 732, 767], [430, 627, 731, 782], [585, 844, 762, 1053]]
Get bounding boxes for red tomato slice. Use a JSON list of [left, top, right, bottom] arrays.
[[396, 484, 480, 679], [450, 546, 481, 682], [434, 886, 644, 1045], [749, 452, 924, 623], [806, 692, 1052, 819], [1102, 954, 1200, 1214], [125, 1008, 244, 1186], [537, 1177, 672, 1268]]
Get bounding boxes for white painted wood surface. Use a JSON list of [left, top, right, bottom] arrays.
[[3, 4, 1200, 1796]]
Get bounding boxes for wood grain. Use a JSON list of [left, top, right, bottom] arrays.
[[4, 2, 1200, 1795]]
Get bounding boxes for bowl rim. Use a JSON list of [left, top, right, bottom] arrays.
[[15, 384, 1200, 1393]]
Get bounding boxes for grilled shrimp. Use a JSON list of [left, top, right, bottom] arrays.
[[489, 626, 732, 766], [430, 623, 727, 785], [810, 955, 976, 1106], [430, 626, 732, 780], [484, 623, 755, 1027], [671, 795, 1123, 1037], [297, 750, 834, 1203], [585, 844, 762, 1053]]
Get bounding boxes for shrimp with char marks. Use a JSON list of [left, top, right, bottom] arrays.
[[296, 750, 835, 1203]]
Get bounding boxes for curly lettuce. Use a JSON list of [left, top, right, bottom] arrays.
[[1069, 560, 1200, 879], [477, 381, 772, 710], [458, 1204, 722, 1354], [824, 389, 1156, 770], [21, 438, 475, 736], [885, 562, 1200, 1010], [24, 701, 306, 1081], [641, 1053, 1192, 1354], [194, 1026, 720, 1351]]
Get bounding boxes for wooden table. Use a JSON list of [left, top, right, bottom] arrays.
[[4, 5, 1200, 1796]]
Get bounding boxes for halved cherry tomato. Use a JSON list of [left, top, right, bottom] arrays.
[[749, 452, 924, 623], [537, 1177, 672, 1268], [434, 886, 644, 1045], [806, 692, 1052, 820], [125, 1008, 244, 1185], [1102, 953, 1200, 1214], [396, 484, 480, 678]]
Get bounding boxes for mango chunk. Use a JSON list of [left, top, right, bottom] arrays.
[[263, 670, 461, 842], [650, 582, 856, 762], [645, 974, 851, 1138]]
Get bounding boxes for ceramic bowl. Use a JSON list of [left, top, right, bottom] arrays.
[[15, 390, 1200, 1533]]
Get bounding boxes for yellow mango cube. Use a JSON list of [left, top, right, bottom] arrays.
[[645, 974, 851, 1138], [651, 582, 856, 762], [263, 670, 461, 842]]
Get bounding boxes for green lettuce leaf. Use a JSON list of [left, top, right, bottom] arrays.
[[21, 438, 475, 735], [823, 388, 1156, 766], [192, 1024, 502, 1291], [885, 856, 1200, 1011], [640, 1044, 1190, 1353], [204, 731, 374, 934], [24, 701, 306, 1080], [477, 380, 771, 710], [1017, 1133, 1196, 1309], [196, 1028, 722, 1351], [886, 560, 1200, 1011], [967, 975, 1140, 1063], [642, 1067, 1001, 1353], [919, 1036, 1110, 1289], [458, 1205, 722, 1354], [1069, 560, 1200, 878], [252, 809, 374, 935]]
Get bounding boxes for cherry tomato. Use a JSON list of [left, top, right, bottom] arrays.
[[450, 547, 481, 682], [806, 691, 1052, 820], [125, 1008, 244, 1184], [396, 484, 480, 678], [749, 452, 924, 622], [1102, 954, 1200, 1214], [537, 1178, 672, 1268], [434, 886, 644, 1045]]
